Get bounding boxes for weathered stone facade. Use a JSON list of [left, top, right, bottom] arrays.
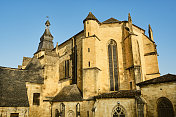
[[0, 12, 175, 117]]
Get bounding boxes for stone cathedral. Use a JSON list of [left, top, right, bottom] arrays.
[[0, 12, 176, 117]]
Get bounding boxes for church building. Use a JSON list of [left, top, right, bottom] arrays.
[[0, 12, 175, 117]]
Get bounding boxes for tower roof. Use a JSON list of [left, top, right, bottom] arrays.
[[41, 20, 53, 38], [41, 28, 53, 38], [36, 20, 54, 52], [83, 12, 100, 23]]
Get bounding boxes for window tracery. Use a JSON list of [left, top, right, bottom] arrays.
[[112, 104, 126, 117]]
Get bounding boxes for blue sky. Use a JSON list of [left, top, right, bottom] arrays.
[[0, 0, 175, 75]]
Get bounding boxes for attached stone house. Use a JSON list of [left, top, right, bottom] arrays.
[[137, 74, 176, 117], [0, 12, 175, 117]]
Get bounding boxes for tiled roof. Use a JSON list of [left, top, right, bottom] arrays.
[[102, 18, 119, 24], [83, 12, 100, 23], [25, 57, 43, 70], [37, 20, 54, 52], [41, 28, 53, 38], [95, 90, 141, 99], [0, 66, 44, 107], [52, 84, 83, 102], [0, 77, 29, 107], [137, 74, 176, 87]]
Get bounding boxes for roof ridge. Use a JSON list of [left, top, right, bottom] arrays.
[[102, 17, 119, 24], [137, 74, 176, 87]]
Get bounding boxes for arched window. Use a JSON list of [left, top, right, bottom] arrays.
[[108, 39, 119, 91], [112, 104, 126, 117], [55, 109, 59, 117], [157, 97, 174, 117], [60, 103, 65, 117]]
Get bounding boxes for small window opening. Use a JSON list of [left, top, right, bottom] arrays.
[[130, 82, 132, 90], [88, 48, 90, 52], [65, 60, 69, 78], [33, 93, 40, 105], [10, 113, 19, 117], [88, 32, 89, 37], [88, 61, 90, 67], [87, 21, 89, 24]]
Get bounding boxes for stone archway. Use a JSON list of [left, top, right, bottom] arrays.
[[157, 97, 174, 117], [112, 104, 126, 117]]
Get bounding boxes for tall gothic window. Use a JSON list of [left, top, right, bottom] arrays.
[[108, 40, 119, 91], [157, 97, 174, 117]]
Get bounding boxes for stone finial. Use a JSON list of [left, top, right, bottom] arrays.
[[128, 13, 133, 32], [148, 24, 154, 41], [56, 42, 59, 55], [149, 24, 152, 31], [45, 20, 50, 27], [128, 13, 132, 22]]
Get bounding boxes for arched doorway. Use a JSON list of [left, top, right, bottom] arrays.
[[112, 104, 126, 117], [157, 97, 174, 117]]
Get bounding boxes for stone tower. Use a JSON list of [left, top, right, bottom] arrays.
[[82, 12, 100, 99]]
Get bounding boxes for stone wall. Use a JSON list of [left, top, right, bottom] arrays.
[[94, 98, 136, 117], [52, 101, 94, 117], [0, 107, 29, 117]]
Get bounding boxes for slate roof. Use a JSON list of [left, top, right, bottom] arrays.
[[52, 84, 83, 102], [95, 90, 141, 99], [102, 18, 119, 24], [83, 12, 100, 23], [137, 74, 176, 87], [25, 57, 43, 70], [41, 27, 53, 38], [37, 20, 54, 52], [0, 66, 44, 107]]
